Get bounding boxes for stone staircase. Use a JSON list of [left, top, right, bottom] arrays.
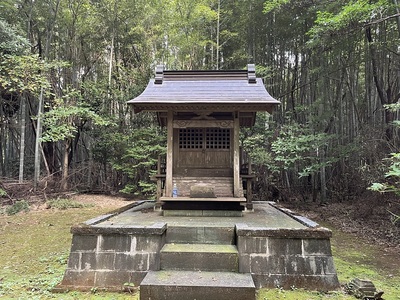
[[139, 224, 256, 300]]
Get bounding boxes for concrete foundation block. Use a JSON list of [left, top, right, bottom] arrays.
[[80, 252, 97, 270], [66, 252, 80, 270], [134, 235, 165, 252], [160, 244, 238, 272], [140, 271, 255, 300], [95, 270, 131, 287], [100, 235, 131, 252], [303, 239, 332, 256], [251, 274, 340, 291], [163, 210, 203, 217], [95, 252, 116, 270], [268, 238, 302, 256], [71, 235, 97, 252], [60, 270, 95, 287], [239, 253, 251, 273], [166, 226, 235, 244], [237, 236, 268, 254]]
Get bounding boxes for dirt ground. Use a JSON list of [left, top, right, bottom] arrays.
[[281, 192, 400, 248], [69, 193, 134, 209], [280, 192, 400, 277]]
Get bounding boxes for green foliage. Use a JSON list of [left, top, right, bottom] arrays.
[[369, 103, 400, 222], [42, 88, 112, 143], [271, 123, 334, 173], [369, 152, 400, 194], [0, 19, 29, 55], [93, 117, 166, 197], [263, 0, 290, 13], [5, 200, 29, 215], [46, 198, 94, 209], [0, 188, 7, 197], [307, 0, 390, 47], [0, 54, 51, 95]]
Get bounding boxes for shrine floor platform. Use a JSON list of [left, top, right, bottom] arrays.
[[89, 201, 310, 229]]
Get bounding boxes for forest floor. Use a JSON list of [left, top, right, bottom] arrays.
[[0, 189, 399, 299], [281, 191, 400, 272]]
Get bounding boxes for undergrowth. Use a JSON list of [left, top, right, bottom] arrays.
[[5, 199, 30, 215], [46, 198, 95, 209]]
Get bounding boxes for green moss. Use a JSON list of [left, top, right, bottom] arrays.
[[0, 206, 139, 299]]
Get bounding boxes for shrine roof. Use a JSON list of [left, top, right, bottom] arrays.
[[127, 64, 280, 113]]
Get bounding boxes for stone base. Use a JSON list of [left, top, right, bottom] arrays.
[[140, 271, 255, 300], [163, 209, 242, 217], [58, 201, 340, 293]]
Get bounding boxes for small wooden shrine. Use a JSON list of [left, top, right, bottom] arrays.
[[127, 64, 280, 211], [57, 66, 339, 297]]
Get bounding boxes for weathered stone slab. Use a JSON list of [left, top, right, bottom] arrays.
[[303, 239, 332, 255], [100, 235, 131, 252], [268, 238, 302, 256], [71, 222, 167, 235], [163, 210, 242, 217], [202, 210, 242, 217], [140, 270, 255, 300], [236, 222, 339, 291], [95, 270, 131, 287], [60, 270, 95, 287], [70, 235, 97, 252], [237, 236, 268, 254], [83, 201, 147, 226], [160, 243, 238, 272], [252, 273, 340, 290], [190, 185, 217, 198], [166, 225, 235, 244], [236, 223, 332, 239]]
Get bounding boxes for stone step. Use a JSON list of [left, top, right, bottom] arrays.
[[163, 209, 243, 217], [161, 243, 239, 272], [140, 270, 256, 300], [166, 225, 235, 244]]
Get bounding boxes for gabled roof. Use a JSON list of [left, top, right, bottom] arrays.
[[127, 64, 280, 114]]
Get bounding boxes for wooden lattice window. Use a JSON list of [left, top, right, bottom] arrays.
[[206, 128, 230, 149], [179, 128, 230, 149], [179, 128, 204, 149]]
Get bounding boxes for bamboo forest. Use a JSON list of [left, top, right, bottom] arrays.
[[1, 0, 400, 204]]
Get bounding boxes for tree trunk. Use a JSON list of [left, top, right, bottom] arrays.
[[33, 88, 44, 189], [61, 139, 71, 191], [320, 148, 327, 204], [33, 0, 61, 190], [18, 95, 26, 183]]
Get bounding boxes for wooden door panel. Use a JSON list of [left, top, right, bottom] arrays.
[[178, 151, 204, 167], [174, 127, 233, 175], [205, 150, 231, 168]]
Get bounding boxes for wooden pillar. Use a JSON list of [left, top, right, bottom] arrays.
[[165, 110, 174, 197], [233, 112, 240, 197], [246, 156, 253, 210]]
